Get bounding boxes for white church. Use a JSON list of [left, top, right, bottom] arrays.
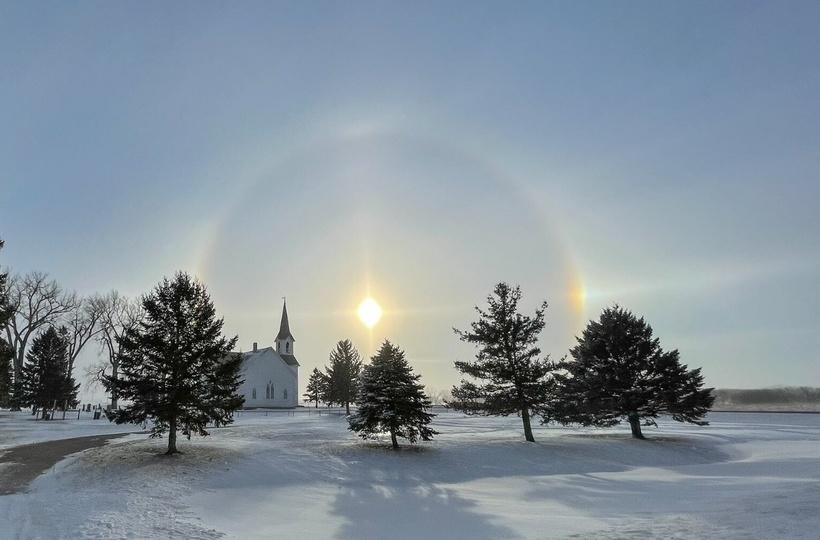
[[236, 300, 299, 408]]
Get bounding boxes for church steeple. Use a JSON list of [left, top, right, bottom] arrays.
[[276, 298, 295, 355]]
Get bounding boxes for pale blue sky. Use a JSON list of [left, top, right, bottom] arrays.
[[2, 2, 819, 396]]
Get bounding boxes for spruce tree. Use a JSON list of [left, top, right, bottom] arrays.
[[56, 327, 81, 409], [348, 340, 436, 449], [549, 306, 714, 439], [0, 239, 10, 329], [450, 283, 557, 442], [303, 367, 327, 408], [20, 326, 78, 418], [0, 343, 11, 408], [325, 339, 362, 414], [104, 272, 243, 455], [10, 378, 25, 411], [0, 238, 13, 406]]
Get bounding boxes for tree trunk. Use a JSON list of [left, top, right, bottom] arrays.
[[345, 401, 350, 415], [110, 363, 119, 410], [167, 416, 179, 455], [521, 406, 535, 442], [628, 413, 645, 439], [390, 428, 399, 450], [314, 399, 318, 408]]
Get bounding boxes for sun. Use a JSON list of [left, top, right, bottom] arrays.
[[357, 298, 383, 328]]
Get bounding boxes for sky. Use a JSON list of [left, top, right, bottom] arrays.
[[1, 1, 819, 400]]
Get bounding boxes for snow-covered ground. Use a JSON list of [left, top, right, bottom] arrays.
[[0, 410, 144, 450], [1, 410, 819, 539]]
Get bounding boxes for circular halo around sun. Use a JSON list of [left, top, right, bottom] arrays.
[[357, 298, 383, 328], [200, 127, 582, 340]]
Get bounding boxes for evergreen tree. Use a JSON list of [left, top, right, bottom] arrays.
[[0, 238, 13, 406], [549, 306, 714, 439], [56, 326, 81, 409], [303, 367, 327, 408], [104, 272, 243, 454], [0, 239, 10, 329], [9, 377, 25, 411], [0, 341, 12, 408], [450, 283, 557, 442], [20, 326, 78, 418], [349, 340, 436, 449], [325, 339, 362, 414]]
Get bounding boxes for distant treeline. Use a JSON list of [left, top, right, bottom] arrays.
[[713, 387, 820, 410]]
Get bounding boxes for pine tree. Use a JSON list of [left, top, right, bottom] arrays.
[[9, 377, 25, 411], [0, 238, 13, 406], [450, 283, 557, 442], [56, 327, 80, 409], [549, 306, 714, 439], [0, 239, 10, 329], [104, 272, 243, 455], [303, 367, 327, 408], [348, 340, 436, 449], [0, 341, 12, 408], [56, 326, 81, 409], [325, 339, 362, 414], [20, 326, 78, 418]]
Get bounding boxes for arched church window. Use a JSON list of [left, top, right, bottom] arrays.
[[286, 341, 290, 353], [265, 384, 270, 399], [252, 388, 257, 400], [283, 388, 288, 400]]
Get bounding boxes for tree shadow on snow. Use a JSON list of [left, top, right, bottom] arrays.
[[323, 434, 729, 540], [330, 474, 517, 540], [325, 433, 731, 485]]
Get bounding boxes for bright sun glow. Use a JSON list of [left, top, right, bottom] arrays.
[[357, 298, 383, 328]]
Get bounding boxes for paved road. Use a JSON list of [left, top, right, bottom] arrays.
[[0, 432, 135, 495]]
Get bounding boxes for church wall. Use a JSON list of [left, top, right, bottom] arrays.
[[238, 349, 298, 408]]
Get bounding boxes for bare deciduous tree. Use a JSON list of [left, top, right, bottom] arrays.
[[94, 291, 143, 409], [3, 272, 77, 393], [63, 295, 105, 375], [56, 295, 106, 408]]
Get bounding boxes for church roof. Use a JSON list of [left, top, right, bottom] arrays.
[[238, 346, 299, 367], [280, 354, 300, 367], [276, 300, 295, 341]]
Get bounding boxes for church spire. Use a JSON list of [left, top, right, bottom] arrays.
[[276, 298, 295, 356], [277, 298, 294, 341]]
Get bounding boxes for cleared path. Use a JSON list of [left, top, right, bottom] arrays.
[[0, 432, 135, 495]]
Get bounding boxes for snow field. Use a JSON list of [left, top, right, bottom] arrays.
[[0, 411, 144, 450], [0, 411, 818, 539]]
